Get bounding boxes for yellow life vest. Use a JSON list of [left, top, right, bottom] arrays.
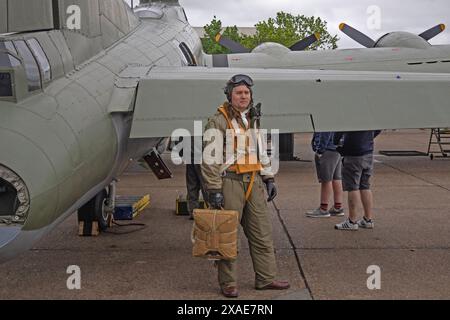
[[218, 105, 263, 174]]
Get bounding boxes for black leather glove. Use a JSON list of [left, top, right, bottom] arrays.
[[264, 179, 277, 202], [208, 191, 224, 209]]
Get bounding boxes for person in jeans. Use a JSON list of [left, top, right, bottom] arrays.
[[306, 132, 344, 218], [333, 130, 381, 231]]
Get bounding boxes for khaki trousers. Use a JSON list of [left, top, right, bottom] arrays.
[[218, 175, 277, 289]]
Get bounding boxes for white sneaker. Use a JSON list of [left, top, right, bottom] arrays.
[[306, 207, 330, 218], [357, 218, 374, 229], [335, 219, 358, 231]]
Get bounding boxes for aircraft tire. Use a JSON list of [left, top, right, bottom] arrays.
[[94, 189, 110, 232], [78, 189, 110, 232]]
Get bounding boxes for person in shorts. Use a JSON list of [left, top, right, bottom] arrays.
[[306, 132, 344, 218], [333, 130, 381, 231]]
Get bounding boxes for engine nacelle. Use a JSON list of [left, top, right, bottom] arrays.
[[374, 32, 431, 49], [251, 42, 291, 55]]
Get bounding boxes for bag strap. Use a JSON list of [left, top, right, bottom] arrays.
[[245, 171, 256, 201]]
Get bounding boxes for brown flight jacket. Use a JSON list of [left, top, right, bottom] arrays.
[[201, 102, 275, 192]]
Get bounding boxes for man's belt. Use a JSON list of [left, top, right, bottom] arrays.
[[222, 171, 253, 183]]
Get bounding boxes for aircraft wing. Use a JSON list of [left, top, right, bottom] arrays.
[[130, 67, 450, 137]]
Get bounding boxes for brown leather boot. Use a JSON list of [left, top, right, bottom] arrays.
[[221, 286, 239, 298]]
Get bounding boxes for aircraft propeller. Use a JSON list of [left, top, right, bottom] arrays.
[[215, 32, 320, 53], [338, 23, 376, 48], [339, 23, 446, 48], [215, 34, 250, 53], [419, 24, 446, 41], [289, 33, 321, 51]]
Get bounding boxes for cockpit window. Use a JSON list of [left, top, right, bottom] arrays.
[[179, 42, 197, 66], [0, 41, 20, 98], [0, 52, 20, 68], [2, 41, 17, 54], [13, 40, 41, 92], [27, 39, 51, 83], [0, 41, 20, 68], [0, 72, 13, 97]]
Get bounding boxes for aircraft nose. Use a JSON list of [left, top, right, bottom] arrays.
[[0, 126, 58, 230], [0, 115, 59, 262], [0, 162, 47, 263]]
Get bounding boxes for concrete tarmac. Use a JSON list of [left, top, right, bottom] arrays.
[[0, 129, 449, 300]]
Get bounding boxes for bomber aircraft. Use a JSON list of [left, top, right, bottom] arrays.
[[1, 0, 450, 262]]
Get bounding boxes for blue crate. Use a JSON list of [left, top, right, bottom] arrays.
[[113, 204, 134, 220], [113, 195, 149, 221]]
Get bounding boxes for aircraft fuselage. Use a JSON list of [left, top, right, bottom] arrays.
[[0, 1, 203, 261]]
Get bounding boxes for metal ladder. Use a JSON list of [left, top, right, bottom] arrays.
[[427, 128, 450, 159]]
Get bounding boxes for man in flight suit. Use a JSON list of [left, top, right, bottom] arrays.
[[201, 74, 290, 298]]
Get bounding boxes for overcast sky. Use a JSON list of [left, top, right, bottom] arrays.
[[127, 0, 450, 48]]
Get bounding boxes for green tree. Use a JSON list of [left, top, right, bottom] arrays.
[[201, 16, 241, 54], [242, 12, 338, 50], [202, 12, 338, 53]]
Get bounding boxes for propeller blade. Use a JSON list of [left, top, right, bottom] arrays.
[[339, 23, 376, 48], [419, 24, 446, 41], [215, 34, 250, 53], [289, 33, 321, 51]]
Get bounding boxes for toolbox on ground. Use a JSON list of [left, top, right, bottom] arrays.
[[176, 194, 207, 215], [114, 195, 150, 220]]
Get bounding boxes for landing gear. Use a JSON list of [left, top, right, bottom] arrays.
[[78, 189, 112, 236]]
